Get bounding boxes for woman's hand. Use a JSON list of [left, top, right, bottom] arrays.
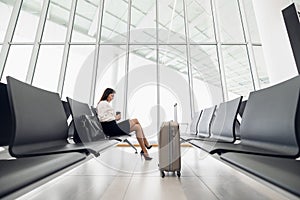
[[115, 114, 121, 121]]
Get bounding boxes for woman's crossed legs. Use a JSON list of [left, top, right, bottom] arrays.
[[129, 119, 152, 158]]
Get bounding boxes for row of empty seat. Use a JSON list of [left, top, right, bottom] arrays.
[[181, 75, 300, 197]]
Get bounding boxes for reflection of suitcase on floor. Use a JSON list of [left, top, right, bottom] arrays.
[[158, 121, 181, 178]]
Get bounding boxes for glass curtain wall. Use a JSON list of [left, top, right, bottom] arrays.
[[216, 0, 253, 99], [0, 0, 267, 133], [94, 45, 127, 114], [32, 0, 72, 92], [0, 0, 15, 45], [242, 0, 269, 89], [61, 0, 100, 102], [1, 0, 42, 83], [158, 0, 191, 126], [186, 0, 223, 110], [128, 45, 157, 136]]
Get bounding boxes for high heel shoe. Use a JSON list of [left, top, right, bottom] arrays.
[[140, 152, 152, 160], [143, 153, 152, 160]]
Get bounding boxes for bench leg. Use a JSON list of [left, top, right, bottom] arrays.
[[123, 138, 138, 154]]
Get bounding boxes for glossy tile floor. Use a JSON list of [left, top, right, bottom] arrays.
[[16, 146, 297, 200]]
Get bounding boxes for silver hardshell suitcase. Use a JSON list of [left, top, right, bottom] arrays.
[[158, 104, 181, 178]]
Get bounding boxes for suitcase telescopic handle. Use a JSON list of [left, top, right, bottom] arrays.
[[174, 103, 177, 122]]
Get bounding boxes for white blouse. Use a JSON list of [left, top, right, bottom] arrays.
[[97, 101, 115, 122]]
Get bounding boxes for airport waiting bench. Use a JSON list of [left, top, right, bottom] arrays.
[[182, 96, 242, 145], [184, 75, 300, 197], [219, 75, 300, 197], [180, 106, 216, 141], [190, 75, 300, 157], [0, 77, 119, 198], [6, 76, 116, 157], [67, 97, 137, 153], [0, 81, 86, 198]]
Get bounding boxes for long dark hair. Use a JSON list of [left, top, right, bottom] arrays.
[[99, 88, 116, 102]]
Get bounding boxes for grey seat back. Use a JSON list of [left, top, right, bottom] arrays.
[[235, 100, 247, 139], [67, 97, 106, 143], [197, 106, 216, 138], [210, 97, 242, 142], [190, 111, 202, 135], [62, 100, 72, 118], [238, 100, 247, 117], [6, 77, 69, 156], [240, 75, 300, 156], [0, 83, 12, 146], [90, 106, 98, 116]]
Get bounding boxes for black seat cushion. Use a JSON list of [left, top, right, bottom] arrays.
[[221, 152, 300, 197], [0, 153, 86, 198]]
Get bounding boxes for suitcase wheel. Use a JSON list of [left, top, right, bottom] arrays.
[[177, 171, 181, 177], [161, 171, 165, 178]]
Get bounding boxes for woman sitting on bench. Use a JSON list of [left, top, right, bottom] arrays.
[[97, 88, 152, 160]]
